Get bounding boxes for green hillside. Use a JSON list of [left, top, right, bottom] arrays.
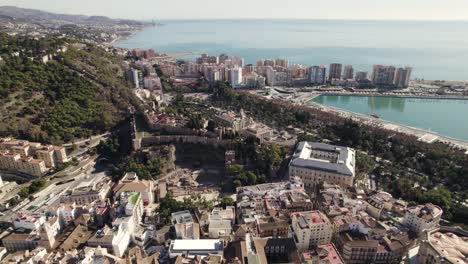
[[0, 34, 140, 144]]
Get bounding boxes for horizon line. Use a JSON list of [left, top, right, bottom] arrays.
[[2, 5, 468, 22], [150, 18, 468, 22]]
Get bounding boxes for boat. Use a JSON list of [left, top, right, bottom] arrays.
[[370, 114, 380, 119]]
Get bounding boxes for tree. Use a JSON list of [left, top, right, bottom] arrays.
[[148, 157, 163, 177], [233, 179, 242, 189], [218, 196, 234, 207], [227, 164, 243, 175], [207, 120, 216, 132], [174, 92, 185, 105], [422, 187, 452, 211], [266, 143, 283, 168], [18, 188, 29, 199], [186, 115, 204, 130], [356, 152, 376, 174], [245, 171, 258, 186], [125, 159, 151, 180], [97, 135, 121, 160]]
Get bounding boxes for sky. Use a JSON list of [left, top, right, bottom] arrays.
[[1, 0, 468, 20]]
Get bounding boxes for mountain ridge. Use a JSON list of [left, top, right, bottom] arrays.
[[0, 5, 147, 26]]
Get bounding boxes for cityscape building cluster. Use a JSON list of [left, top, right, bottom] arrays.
[[151, 52, 413, 89], [0, 135, 463, 263], [0, 138, 69, 177]]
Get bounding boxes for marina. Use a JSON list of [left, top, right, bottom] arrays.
[[309, 94, 468, 143]]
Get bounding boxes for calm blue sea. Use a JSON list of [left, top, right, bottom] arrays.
[[117, 19, 468, 81], [311, 95, 468, 141]]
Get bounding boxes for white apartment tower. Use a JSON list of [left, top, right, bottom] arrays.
[[230, 67, 243, 88]]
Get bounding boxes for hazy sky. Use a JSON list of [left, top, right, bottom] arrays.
[[1, 0, 468, 20]]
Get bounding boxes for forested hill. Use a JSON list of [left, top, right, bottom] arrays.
[[0, 34, 140, 144]]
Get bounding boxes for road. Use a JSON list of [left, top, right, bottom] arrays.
[[62, 132, 110, 147], [0, 155, 97, 206]]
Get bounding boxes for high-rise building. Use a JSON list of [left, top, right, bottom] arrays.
[[404, 67, 412, 87], [371, 65, 396, 86], [230, 56, 245, 67], [266, 68, 292, 87], [230, 67, 243, 88], [275, 58, 289, 68], [329, 63, 343, 80], [131, 68, 140, 88], [206, 68, 220, 85], [309, 66, 327, 85], [243, 64, 254, 75], [355, 71, 368, 82], [219, 54, 229, 64], [394, 66, 412, 88], [197, 54, 219, 64], [264, 59, 275, 67], [343, 65, 354, 80], [256, 60, 265, 67]]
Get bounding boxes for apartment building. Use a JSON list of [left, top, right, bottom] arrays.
[[329, 63, 343, 80], [171, 210, 200, 239], [0, 138, 68, 176], [403, 203, 442, 235], [2, 233, 41, 252], [291, 211, 333, 251]]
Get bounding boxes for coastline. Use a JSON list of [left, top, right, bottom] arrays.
[[311, 91, 468, 100], [106, 24, 153, 46], [304, 99, 468, 152], [258, 89, 468, 152]]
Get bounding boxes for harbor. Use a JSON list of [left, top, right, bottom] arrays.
[[307, 99, 468, 153], [254, 89, 468, 153]]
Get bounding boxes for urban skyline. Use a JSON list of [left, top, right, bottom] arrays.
[[163, 51, 413, 89]]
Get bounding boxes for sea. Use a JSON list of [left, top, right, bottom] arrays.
[[117, 19, 468, 141], [117, 19, 468, 81], [311, 96, 468, 141]]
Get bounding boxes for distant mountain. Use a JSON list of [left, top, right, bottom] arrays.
[[0, 6, 146, 26]]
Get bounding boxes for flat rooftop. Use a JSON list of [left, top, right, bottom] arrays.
[[171, 239, 223, 251], [293, 211, 328, 229]]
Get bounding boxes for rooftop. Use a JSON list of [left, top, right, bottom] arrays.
[[209, 219, 232, 229], [171, 210, 193, 225], [427, 228, 468, 264], [293, 211, 329, 229], [407, 203, 443, 220], [59, 225, 92, 252], [170, 239, 223, 251], [302, 243, 344, 264], [290, 142, 355, 176]]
